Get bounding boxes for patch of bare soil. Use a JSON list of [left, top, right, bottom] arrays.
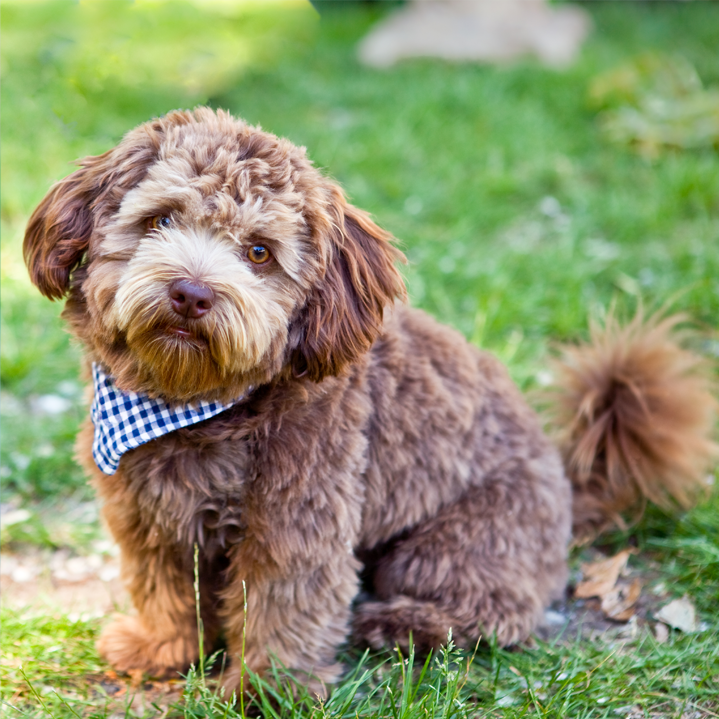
[[1, 544, 128, 618], [1, 546, 189, 715], [86, 671, 186, 718]]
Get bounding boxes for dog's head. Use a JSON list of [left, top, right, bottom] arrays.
[[24, 108, 406, 402]]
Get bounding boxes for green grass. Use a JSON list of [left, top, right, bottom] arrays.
[[4, 586, 719, 718], [1, 610, 107, 717], [1, 1, 718, 717]]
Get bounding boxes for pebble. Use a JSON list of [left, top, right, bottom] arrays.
[[11, 564, 40, 583], [543, 609, 567, 626], [99, 565, 120, 582]]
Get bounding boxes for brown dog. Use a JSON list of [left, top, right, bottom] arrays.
[[23, 108, 716, 696]]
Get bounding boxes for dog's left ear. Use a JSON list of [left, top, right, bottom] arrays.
[[294, 190, 407, 381]]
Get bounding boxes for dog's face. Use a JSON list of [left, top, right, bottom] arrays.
[[24, 109, 405, 402]]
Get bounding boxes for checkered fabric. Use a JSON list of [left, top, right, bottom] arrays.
[[91, 362, 243, 475]]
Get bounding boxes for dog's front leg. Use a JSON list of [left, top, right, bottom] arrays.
[[76, 420, 209, 677], [212, 385, 371, 700], [97, 537, 205, 677], [219, 541, 361, 700]]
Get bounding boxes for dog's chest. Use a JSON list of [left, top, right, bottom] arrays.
[[121, 421, 252, 551]]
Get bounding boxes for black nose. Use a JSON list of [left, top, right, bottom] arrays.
[[169, 280, 214, 319]]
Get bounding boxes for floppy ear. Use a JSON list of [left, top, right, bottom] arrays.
[[23, 125, 163, 300], [294, 190, 407, 381], [24, 154, 109, 300]]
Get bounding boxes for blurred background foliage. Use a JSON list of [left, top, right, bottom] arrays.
[[589, 52, 719, 155], [1, 0, 718, 509]]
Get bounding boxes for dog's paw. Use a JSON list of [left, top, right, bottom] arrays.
[[353, 598, 455, 653], [97, 615, 198, 677]]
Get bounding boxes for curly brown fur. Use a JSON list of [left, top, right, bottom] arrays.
[[549, 310, 718, 541], [23, 108, 715, 696]]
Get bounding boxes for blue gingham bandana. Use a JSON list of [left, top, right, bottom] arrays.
[[91, 362, 242, 475]]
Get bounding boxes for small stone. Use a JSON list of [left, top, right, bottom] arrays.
[[654, 622, 669, 643], [543, 609, 566, 626], [99, 564, 120, 582], [11, 565, 38, 583]]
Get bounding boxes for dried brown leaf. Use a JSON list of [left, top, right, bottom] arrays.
[[128, 668, 144, 688], [600, 577, 642, 621], [575, 549, 633, 598]]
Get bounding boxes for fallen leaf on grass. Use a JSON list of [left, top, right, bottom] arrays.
[[575, 549, 633, 599], [655, 596, 698, 633], [600, 578, 642, 621], [128, 668, 144, 688]]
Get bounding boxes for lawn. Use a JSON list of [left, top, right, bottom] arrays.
[[1, 1, 718, 717]]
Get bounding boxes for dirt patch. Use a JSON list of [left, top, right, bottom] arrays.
[[1, 544, 128, 617]]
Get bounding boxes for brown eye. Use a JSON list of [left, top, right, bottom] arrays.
[[248, 245, 271, 264], [150, 215, 171, 231]]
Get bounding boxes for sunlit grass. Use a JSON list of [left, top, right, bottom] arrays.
[[3, 591, 718, 718]]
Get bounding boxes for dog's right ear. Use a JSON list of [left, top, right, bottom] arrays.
[[24, 124, 163, 300], [24, 154, 110, 300]]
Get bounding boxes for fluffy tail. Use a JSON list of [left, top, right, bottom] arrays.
[[547, 310, 718, 542]]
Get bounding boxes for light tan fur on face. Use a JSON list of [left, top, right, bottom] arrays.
[[112, 226, 291, 400]]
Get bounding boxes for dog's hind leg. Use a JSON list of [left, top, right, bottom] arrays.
[[354, 458, 571, 651]]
